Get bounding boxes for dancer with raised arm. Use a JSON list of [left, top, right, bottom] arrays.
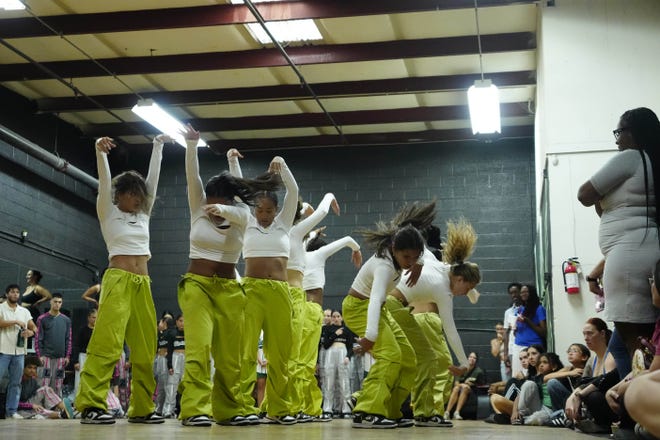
[[76, 134, 168, 425], [177, 125, 281, 427], [238, 154, 299, 425]]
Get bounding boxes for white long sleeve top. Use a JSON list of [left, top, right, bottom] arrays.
[[350, 254, 401, 342], [302, 236, 360, 291], [288, 193, 336, 273], [242, 157, 298, 258], [186, 139, 249, 263], [396, 247, 469, 368], [97, 137, 163, 260]]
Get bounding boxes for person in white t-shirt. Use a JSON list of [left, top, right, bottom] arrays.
[[0, 284, 37, 419], [502, 283, 521, 378]]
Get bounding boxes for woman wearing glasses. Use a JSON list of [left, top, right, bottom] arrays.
[[578, 107, 660, 376]]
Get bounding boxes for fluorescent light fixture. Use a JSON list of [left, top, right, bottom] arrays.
[[0, 0, 25, 10], [230, 0, 322, 44], [246, 20, 322, 44], [467, 79, 501, 135], [131, 99, 207, 148]]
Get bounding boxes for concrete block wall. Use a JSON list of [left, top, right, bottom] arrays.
[[0, 138, 107, 320]]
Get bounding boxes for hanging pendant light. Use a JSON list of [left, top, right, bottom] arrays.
[[468, 0, 501, 135]]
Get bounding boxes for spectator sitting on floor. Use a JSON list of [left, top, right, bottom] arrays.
[[486, 344, 543, 424], [544, 343, 590, 415], [444, 352, 485, 420], [17, 355, 71, 419], [510, 352, 563, 426]]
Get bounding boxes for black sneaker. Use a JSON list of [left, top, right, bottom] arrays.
[[265, 415, 297, 425], [315, 412, 333, 422], [352, 413, 397, 429], [128, 412, 165, 424], [415, 415, 453, 427], [543, 412, 567, 428], [80, 408, 116, 425], [397, 418, 414, 428], [245, 414, 261, 425], [217, 415, 250, 426], [182, 415, 213, 426], [346, 396, 357, 411], [296, 413, 314, 423]]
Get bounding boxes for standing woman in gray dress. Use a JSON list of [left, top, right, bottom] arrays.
[[578, 107, 660, 372]]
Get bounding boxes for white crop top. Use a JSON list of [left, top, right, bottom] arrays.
[[97, 137, 163, 260], [396, 247, 469, 368], [242, 157, 298, 258], [288, 193, 337, 273], [302, 236, 360, 291], [186, 139, 249, 263], [351, 254, 401, 342]]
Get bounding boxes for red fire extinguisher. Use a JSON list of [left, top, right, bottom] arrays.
[[562, 258, 580, 294]]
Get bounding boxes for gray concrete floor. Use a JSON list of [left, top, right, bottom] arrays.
[[0, 417, 610, 440]]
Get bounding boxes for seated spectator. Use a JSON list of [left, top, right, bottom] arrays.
[[583, 317, 616, 377], [510, 352, 563, 426], [486, 344, 542, 423], [564, 369, 620, 434], [488, 348, 531, 397], [444, 352, 485, 420], [545, 343, 590, 415], [17, 356, 71, 419], [603, 265, 660, 439], [624, 370, 660, 439]]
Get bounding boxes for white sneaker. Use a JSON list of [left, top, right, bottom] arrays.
[[444, 411, 451, 420], [10, 413, 24, 419], [454, 413, 463, 420]]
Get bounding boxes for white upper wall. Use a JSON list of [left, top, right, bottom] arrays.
[[537, 0, 660, 361]]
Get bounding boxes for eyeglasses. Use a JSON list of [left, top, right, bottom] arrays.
[[613, 127, 629, 140], [566, 348, 581, 354]]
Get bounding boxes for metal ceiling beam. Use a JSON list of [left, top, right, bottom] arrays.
[[36, 70, 535, 113], [0, 0, 537, 39], [199, 124, 536, 152], [82, 102, 530, 137], [0, 32, 535, 82]]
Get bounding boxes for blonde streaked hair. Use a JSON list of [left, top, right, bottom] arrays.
[[443, 218, 481, 284]]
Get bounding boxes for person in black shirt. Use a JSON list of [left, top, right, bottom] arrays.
[[73, 309, 97, 398], [321, 310, 355, 418], [154, 316, 176, 417]]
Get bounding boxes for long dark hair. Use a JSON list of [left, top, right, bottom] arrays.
[[360, 202, 436, 269], [521, 284, 540, 319], [620, 107, 660, 234], [306, 235, 327, 252], [205, 171, 281, 206]]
